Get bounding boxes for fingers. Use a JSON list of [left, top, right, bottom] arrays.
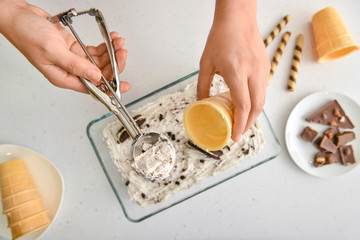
[[120, 81, 131, 93], [197, 58, 214, 100], [224, 71, 251, 142], [52, 46, 102, 84], [243, 74, 266, 133]]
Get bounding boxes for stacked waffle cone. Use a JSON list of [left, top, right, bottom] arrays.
[[0, 159, 51, 240]]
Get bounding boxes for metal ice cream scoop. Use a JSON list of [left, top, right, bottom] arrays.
[[48, 8, 175, 179]]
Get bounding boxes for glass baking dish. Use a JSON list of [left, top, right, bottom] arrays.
[[86, 71, 281, 222]]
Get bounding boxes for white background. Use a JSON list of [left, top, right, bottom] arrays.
[[1, 0, 360, 239]]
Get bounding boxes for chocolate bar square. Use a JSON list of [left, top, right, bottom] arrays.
[[339, 145, 356, 166], [300, 126, 318, 143], [324, 127, 339, 144], [336, 131, 356, 147], [319, 136, 338, 153], [314, 152, 326, 167]]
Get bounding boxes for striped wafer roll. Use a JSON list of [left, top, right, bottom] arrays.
[[268, 31, 291, 84], [287, 34, 304, 91], [264, 14, 291, 47]]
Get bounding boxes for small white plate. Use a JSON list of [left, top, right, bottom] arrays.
[[0, 144, 64, 240], [286, 92, 360, 178]]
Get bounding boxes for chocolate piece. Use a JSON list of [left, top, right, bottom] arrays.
[[313, 136, 325, 151], [187, 141, 221, 160], [325, 151, 341, 164], [300, 126, 318, 142], [339, 145, 356, 166], [336, 131, 356, 146], [306, 100, 355, 129], [117, 115, 146, 143], [319, 136, 338, 153], [314, 152, 326, 167], [324, 127, 339, 143]]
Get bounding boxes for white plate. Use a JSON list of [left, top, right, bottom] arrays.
[[0, 144, 64, 240], [286, 92, 360, 178]]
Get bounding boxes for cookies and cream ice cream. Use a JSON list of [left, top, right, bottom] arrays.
[[133, 133, 176, 181], [103, 75, 265, 207]]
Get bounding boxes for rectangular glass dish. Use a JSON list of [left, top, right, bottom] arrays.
[[86, 71, 281, 222]]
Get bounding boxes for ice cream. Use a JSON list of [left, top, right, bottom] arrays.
[[133, 133, 176, 181], [103, 75, 265, 207]]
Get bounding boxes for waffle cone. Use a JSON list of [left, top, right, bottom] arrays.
[[10, 211, 51, 240], [2, 188, 41, 214], [1, 178, 36, 199], [183, 91, 233, 151], [6, 199, 47, 227], [312, 6, 360, 63], [0, 159, 28, 177], [0, 170, 33, 188]]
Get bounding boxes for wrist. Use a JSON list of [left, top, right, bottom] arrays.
[[0, 0, 28, 35], [213, 0, 258, 26]]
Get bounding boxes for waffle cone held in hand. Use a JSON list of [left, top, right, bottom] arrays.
[[312, 6, 360, 63], [183, 91, 233, 151]]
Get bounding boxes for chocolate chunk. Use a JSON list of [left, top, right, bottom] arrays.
[[325, 151, 341, 164], [306, 100, 355, 129], [180, 175, 186, 180], [324, 127, 339, 143], [141, 193, 146, 199], [125, 180, 130, 186], [117, 115, 146, 143], [200, 159, 205, 163], [313, 136, 324, 151], [159, 114, 164, 121], [319, 136, 338, 153], [175, 181, 180, 185], [336, 131, 356, 147], [187, 141, 221, 160], [250, 134, 255, 138], [339, 145, 356, 165], [225, 146, 231, 151], [300, 126, 318, 143], [171, 134, 176, 141], [314, 152, 327, 167]]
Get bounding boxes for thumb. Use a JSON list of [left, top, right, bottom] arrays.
[[53, 48, 102, 84]]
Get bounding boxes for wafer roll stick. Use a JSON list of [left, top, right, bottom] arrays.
[[268, 31, 291, 84], [287, 34, 304, 91], [264, 14, 291, 47]]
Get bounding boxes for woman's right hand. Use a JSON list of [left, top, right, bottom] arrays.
[[0, 0, 130, 93]]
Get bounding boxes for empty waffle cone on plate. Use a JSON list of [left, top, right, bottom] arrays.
[[0, 159, 28, 178], [1, 178, 36, 199], [0, 158, 52, 239], [6, 199, 47, 227], [312, 6, 360, 62], [2, 188, 42, 214], [10, 211, 51, 240]]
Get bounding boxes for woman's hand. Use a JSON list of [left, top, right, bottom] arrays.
[[198, 0, 270, 142], [0, 0, 130, 93]]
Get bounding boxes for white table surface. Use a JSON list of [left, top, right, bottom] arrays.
[[1, 0, 360, 239]]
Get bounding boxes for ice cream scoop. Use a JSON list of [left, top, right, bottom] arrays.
[[48, 8, 176, 180]]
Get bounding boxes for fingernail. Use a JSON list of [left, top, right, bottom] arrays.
[[86, 69, 101, 82], [232, 135, 241, 143]]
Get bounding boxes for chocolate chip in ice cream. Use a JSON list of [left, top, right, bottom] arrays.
[[159, 114, 164, 121], [187, 141, 221, 160], [117, 115, 146, 143], [141, 193, 146, 199]]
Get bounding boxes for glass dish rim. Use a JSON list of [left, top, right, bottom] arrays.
[[86, 70, 281, 222]]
